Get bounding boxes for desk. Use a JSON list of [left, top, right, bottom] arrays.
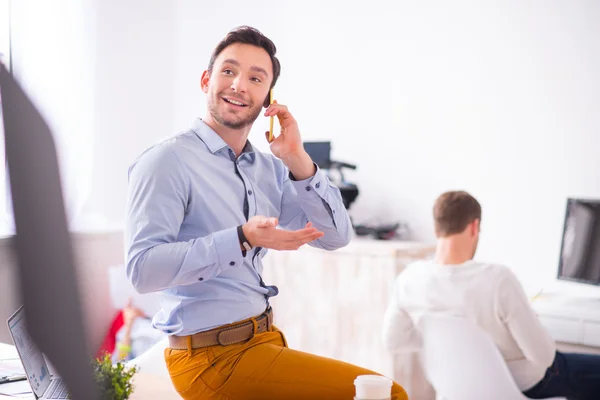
[[0, 342, 179, 399], [0, 342, 28, 399], [129, 373, 179, 399], [0, 375, 179, 400], [532, 292, 600, 350]]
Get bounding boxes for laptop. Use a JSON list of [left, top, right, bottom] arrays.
[[6, 306, 70, 399]]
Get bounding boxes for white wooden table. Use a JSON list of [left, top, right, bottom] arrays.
[[0, 342, 32, 399], [0, 342, 180, 399]]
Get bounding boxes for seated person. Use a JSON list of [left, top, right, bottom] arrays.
[[382, 190, 600, 400], [97, 298, 166, 363], [112, 299, 166, 362]]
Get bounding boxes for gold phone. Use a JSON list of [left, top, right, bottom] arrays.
[[268, 89, 274, 142]]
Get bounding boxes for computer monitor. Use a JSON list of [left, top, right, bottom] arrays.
[[557, 198, 600, 286], [303, 141, 331, 169], [1, 61, 100, 399]]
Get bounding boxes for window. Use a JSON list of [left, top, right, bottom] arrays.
[[0, 0, 11, 234], [0, 0, 8, 68], [1, 1, 97, 232]]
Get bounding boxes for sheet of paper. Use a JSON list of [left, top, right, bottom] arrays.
[[0, 379, 32, 396], [0, 360, 26, 383]]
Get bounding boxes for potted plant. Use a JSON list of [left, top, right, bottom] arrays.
[[93, 353, 139, 400]]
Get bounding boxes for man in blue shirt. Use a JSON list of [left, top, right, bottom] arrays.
[[125, 25, 407, 400]]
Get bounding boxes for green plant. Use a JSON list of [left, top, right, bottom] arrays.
[[93, 353, 139, 400]]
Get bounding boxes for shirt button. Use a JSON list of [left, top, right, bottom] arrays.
[[198, 277, 204, 281], [315, 182, 321, 189], [305, 186, 311, 191], [248, 190, 253, 195], [230, 261, 235, 266]]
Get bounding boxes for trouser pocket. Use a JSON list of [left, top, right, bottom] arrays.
[[164, 347, 212, 398]]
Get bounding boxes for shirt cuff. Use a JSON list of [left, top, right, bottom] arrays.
[[289, 164, 328, 199], [213, 226, 244, 271]]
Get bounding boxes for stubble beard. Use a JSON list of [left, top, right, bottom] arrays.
[[208, 95, 262, 130]]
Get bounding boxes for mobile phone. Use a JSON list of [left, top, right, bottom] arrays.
[[268, 89, 274, 142]]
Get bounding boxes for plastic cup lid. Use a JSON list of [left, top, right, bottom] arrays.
[[354, 375, 393, 386]]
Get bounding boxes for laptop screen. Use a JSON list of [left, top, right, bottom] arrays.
[[7, 307, 51, 398]]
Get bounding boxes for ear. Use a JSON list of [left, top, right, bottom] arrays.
[[471, 219, 480, 236], [200, 70, 210, 94]]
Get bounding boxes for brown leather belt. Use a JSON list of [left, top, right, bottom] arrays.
[[168, 307, 273, 350]]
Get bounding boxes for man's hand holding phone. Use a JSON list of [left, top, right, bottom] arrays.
[[264, 97, 316, 180]]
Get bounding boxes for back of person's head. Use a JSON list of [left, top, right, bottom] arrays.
[[208, 26, 281, 92], [433, 191, 482, 238]]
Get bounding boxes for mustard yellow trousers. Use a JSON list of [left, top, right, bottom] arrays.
[[165, 325, 408, 400]]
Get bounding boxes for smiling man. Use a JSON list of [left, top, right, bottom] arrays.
[[124, 26, 408, 400]]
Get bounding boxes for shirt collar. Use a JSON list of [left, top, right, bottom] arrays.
[[192, 118, 228, 154], [192, 118, 257, 163]]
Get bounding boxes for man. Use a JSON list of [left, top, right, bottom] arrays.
[[125, 26, 407, 400], [382, 190, 600, 399]]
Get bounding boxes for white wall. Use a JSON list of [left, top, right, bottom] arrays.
[[82, 0, 176, 226], [8, 0, 97, 228], [85, 0, 600, 289]]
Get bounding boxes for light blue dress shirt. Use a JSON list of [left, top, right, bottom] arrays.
[[125, 119, 352, 336]]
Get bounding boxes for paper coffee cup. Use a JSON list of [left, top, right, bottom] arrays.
[[354, 375, 393, 400]]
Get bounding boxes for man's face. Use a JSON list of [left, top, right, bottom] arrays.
[[202, 43, 273, 130]]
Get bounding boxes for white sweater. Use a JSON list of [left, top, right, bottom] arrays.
[[382, 260, 556, 391]]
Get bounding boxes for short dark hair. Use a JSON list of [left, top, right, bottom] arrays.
[[208, 26, 281, 92], [433, 191, 482, 237]]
